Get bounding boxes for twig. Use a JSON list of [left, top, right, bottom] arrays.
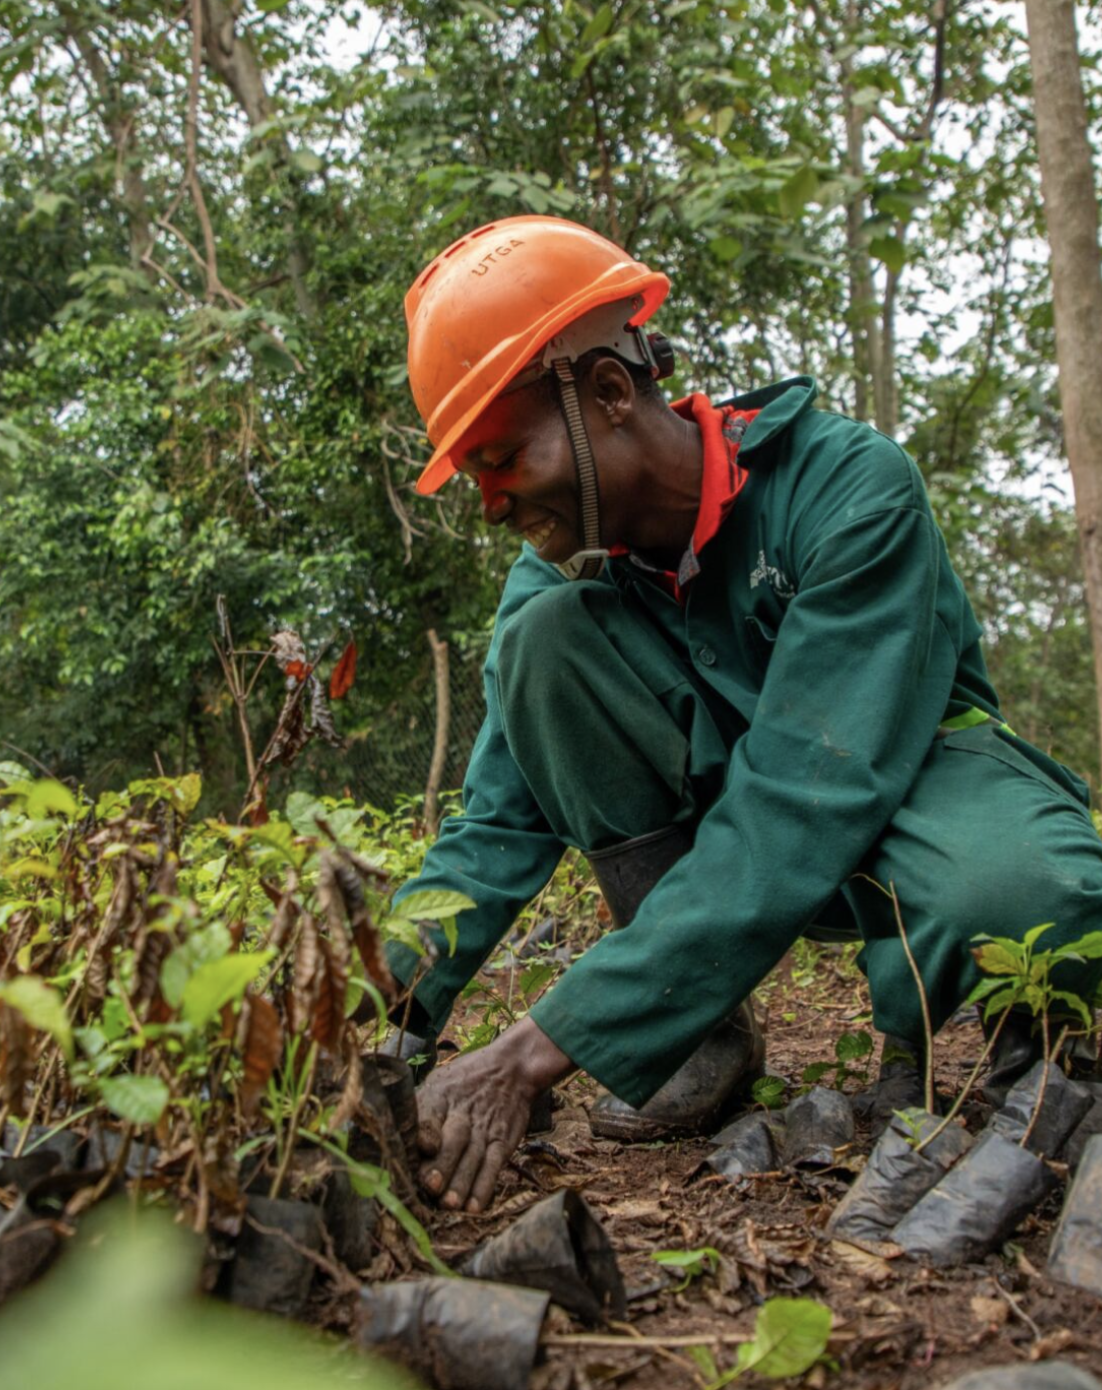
[[542, 1332, 753, 1349], [888, 882, 935, 1111], [994, 1281, 1041, 1341], [915, 1003, 1013, 1155], [1, 740, 58, 779], [238, 634, 337, 819], [245, 1213, 360, 1294]]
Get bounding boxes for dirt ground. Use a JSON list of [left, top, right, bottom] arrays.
[[412, 944, 1102, 1390]]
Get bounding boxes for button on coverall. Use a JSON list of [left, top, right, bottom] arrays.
[[388, 376, 1102, 1109]]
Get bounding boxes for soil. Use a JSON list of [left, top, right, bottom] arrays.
[[407, 945, 1102, 1390]]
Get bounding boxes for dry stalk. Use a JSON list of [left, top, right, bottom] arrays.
[[915, 1003, 1013, 1155], [888, 881, 935, 1112]]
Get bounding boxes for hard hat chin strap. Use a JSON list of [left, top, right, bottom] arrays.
[[551, 357, 609, 582]]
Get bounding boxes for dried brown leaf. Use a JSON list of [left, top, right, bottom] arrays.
[[0, 1001, 31, 1118], [309, 674, 343, 749], [831, 1239, 896, 1285], [290, 914, 321, 1035], [239, 994, 282, 1115], [311, 937, 346, 1053], [328, 1032, 363, 1133], [969, 1295, 1008, 1327]]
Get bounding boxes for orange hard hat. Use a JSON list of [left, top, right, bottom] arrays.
[[405, 215, 670, 495]]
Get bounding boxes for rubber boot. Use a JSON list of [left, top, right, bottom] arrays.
[[981, 1007, 1099, 1107], [586, 825, 765, 1142], [853, 1035, 930, 1137]]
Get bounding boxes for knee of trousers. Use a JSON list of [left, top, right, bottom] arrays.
[[496, 581, 619, 709]]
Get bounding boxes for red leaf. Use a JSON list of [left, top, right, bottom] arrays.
[[284, 660, 313, 681], [329, 640, 357, 701]]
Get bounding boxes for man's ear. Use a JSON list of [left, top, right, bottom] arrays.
[[585, 356, 635, 428]]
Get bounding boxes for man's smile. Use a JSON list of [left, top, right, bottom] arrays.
[[522, 517, 558, 550]]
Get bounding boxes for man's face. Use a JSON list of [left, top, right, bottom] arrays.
[[454, 384, 587, 566]]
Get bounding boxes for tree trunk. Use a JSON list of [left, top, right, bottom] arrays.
[[839, 2, 878, 423], [63, 20, 154, 269], [1024, 0, 1102, 785], [423, 629, 451, 837], [198, 0, 317, 319]]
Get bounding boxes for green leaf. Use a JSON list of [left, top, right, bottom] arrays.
[[25, 779, 78, 819], [394, 890, 476, 922], [254, 0, 294, 11], [971, 940, 1024, 977], [580, 3, 613, 44], [751, 1075, 786, 1109], [1050, 991, 1093, 1030], [651, 1246, 721, 1292], [290, 150, 322, 175], [1058, 932, 1102, 961], [708, 235, 743, 263], [778, 165, 819, 219], [181, 953, 273, 1027], [801, 1060, 833, 1085], [1023, 922, 1056, 949], [868, 235, 906, 274], [518, 960, 557, 999], [0, 975, 72, 1059], [835, 1029, 873, 1063], [128, 775, 201, 817], [734, 1297, 832, 1379], [98, 1074, 170, 1125], [310, 1136, 453, 1277], [160, 923, 233, 1008]]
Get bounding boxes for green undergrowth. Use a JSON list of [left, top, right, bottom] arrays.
[[0, 763, 471, 1264]]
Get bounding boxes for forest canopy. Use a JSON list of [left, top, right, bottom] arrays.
[[1, 0, 1098, 809]]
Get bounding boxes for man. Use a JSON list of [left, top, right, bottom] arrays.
[[386, 215, 1102, 1216]]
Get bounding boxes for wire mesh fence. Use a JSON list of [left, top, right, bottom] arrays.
[[339, 641, 488, 810]]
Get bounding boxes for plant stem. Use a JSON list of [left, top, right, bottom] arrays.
[[889, 882, 935, 1112], [915, 1003, 1012, 1154], [1020, 1017, 1068, 1150], [270, 1040, 317, 1199]]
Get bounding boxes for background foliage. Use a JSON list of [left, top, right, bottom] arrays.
[[0, 0, 1098, 807]]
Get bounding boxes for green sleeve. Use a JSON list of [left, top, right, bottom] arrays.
[[388, 551, 567, 1035], [530, 505, 961, 1105]]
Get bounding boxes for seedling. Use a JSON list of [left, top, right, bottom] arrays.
[[701, 1296, 833, 1388], [800, 1028, 874, 1091], [650, 1244, 722, 1292]]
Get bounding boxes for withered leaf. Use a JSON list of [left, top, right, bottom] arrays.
[[309, 674, 343, 749], [311, 937, 347, 1053], [290, 914, 321, 1035], [329, 639, 357, 701], [328, 1031, 363, 1133], [0, 1001, 31, 1118], [239, 994, 282, 1115]]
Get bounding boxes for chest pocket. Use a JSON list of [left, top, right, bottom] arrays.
[[745, 614, 779, 666]]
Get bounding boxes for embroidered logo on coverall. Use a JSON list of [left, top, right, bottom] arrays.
[[749, 550, 795, 601]]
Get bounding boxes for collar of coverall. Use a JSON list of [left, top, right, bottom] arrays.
[[607, 376, 818, 602]]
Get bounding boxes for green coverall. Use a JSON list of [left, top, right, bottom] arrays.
[[389, 377, 1102, 1109]]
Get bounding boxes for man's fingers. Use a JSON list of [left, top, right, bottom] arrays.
[[466, 1137, 512, 1214], [416, 1113, 443, 1158], [420, 1112, 471, 1195], [441, 1137, 487, 1210]]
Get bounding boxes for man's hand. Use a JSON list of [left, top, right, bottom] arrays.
[[416, 1015, 574, 1213]]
